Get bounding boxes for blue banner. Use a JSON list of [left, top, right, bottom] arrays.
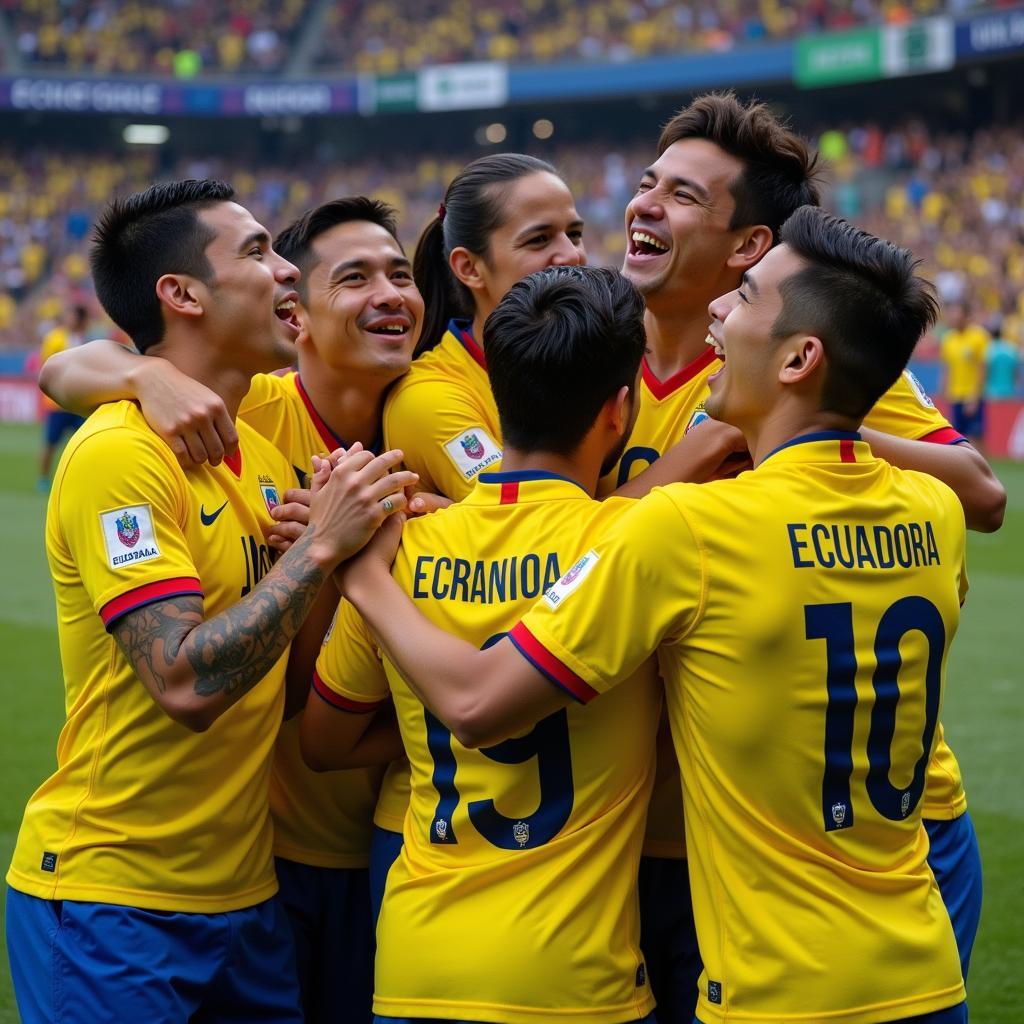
[[956, 6, 1024, 58], [0, 76, 359, 117]]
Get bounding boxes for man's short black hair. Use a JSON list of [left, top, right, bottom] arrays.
[[275, 197, 401, 303], [90, 179, 234, 353], [484, 266, 646, 455], [774, 206, 939, 419]]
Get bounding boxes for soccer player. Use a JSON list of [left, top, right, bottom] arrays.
[[940, 303, 990, 447], [303, 265, 661, 1024], [611, 92, 1001, 1004], [38, 195, 425, 1023], [6, 180, 415, 1024], [339, 207, 969, 1024], [36, 303, 89, 490]]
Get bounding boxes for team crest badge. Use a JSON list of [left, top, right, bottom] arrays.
[[685, 409, 709, 434], [513, 821, 530, 847], [901, 791, 911, 817], [261, 484, 280, 513], [831, 801, 848, 827], [460, 433, 485, 460], [434, 818, 448, 841], [115, 511, 140, 548]]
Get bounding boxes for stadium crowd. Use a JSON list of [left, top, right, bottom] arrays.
[[2, 0, 1000, 76], [3, 118, 1023, 364]]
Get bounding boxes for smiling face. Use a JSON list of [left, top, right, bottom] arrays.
[[624, 138, 748, 309], [299, 220, 423, 382], [196, 201, 301, 373], [466, 171, 586, 318], [704, 243, 808, 430]]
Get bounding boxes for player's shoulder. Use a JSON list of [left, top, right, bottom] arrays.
[[69, 400, 176, 461], [240, 369, 294, 411], [235, 416, 294, 477]]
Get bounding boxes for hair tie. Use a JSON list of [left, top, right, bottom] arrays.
[[438, 203, 447, 222]]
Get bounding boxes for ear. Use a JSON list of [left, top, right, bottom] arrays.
[[607, 384, 632, 436], [448, 246, 487, 295], [294, 301, 314, 349], [155, 274, 204, 320], [779, 335, 825, 386], [725, 225, 773, 273]]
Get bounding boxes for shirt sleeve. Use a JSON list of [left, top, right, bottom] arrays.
[[864, 369, 965, 444], [55, 425, 203, 630], [510, 488, 706, 702], [385, 378, 502, 501], [313, 598, 391, 713]]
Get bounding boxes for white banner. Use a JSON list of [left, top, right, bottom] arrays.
[[418, 63, 508, 111]]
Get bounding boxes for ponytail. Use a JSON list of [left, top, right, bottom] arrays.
[[412, 215, 467, 357]]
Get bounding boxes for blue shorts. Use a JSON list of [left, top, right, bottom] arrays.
[[44, 410, 85, 447], [925, 811, 983, 980], [275, 857, 373, 1024], [950, 400, 985, 439], [6, 886, 302, 1024], [639, 855, 702, 1024], [696, 1008, 965, 1024], [369, 825, 404, 926], [377, 1015, 658, 1024]]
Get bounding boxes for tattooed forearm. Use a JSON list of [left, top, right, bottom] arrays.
[[113, 596, 203, 694], [185, 528, 325, 699]]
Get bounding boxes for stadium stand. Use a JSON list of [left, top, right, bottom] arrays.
[[2, 118, 1023, 352], [1, 0, 990, 75]]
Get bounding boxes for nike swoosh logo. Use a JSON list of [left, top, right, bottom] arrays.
[[200, 501, 228, 526]]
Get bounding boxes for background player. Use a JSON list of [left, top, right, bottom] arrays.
[[304, 265, 661, 1024], [35, 304, 89, 491], [608, 91, 1001, 1003], [37, 195, 424, 1023], [5, 180, 415, 1024], [338, 206, 968, 1024]]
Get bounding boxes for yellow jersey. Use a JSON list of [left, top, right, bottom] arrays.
[[316, 471, 660, 1024], [384, 319, 502, 500], [941, 326, 990, 402], [378, 319, 503, 831], [240, 370, 385, 868], [515, 433, 967, 1024], [8, 402, 292, 912], [601, 355, 969, 842]]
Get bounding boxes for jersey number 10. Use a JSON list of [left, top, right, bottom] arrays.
[[806, 596, 945, 833]]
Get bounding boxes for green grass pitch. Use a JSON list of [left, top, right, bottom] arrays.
[[0, 421, 1020, 1020]]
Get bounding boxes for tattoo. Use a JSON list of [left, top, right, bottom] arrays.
[[186, 528, 324, 698], [113, 596, 203, 695], [112, 528, 325, 712]]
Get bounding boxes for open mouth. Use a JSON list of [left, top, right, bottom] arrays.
[[628, 229, 671, 259], [363, 317, 413, 340], [706, 330, 725, 360], [275, 297, 301, 336]]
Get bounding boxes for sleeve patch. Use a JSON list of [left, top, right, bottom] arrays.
[[99, 504, 161, 570], [543, 549, 600, 609], [442, 427, 502, 482], [903, 369, 936, 409]]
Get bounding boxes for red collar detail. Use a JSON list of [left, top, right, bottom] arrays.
[[454, 323, 488, 371], [642, 347, 720, 401], [293, 374, 344, 451], [223, 447, 243, 478]]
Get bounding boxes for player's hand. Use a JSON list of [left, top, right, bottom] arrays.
[[334, 511, 406, 598], [266, 484, 316, 554], [692, 418, 750, 480], [408, 491, 453, 517], [136, 362, 238, 468], [303, 445, 418, 568]]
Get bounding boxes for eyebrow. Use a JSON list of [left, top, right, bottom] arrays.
[[328, 255, 411, 280], [239, 229, 271, 253], [641, 168, 711, 203], [514, 219, 585, 241], [741, 271, 759, 296]]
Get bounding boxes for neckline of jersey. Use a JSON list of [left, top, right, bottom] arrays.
[[642, 346, 719, 401], [449, 318, 488, 371], [761, 430, 864, 465], [478, 469, 589, 493]]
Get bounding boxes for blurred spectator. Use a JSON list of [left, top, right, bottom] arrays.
[[985, 320, 1020, 400], [941, 303, 990, 447], [5, 0, 306, 75]]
